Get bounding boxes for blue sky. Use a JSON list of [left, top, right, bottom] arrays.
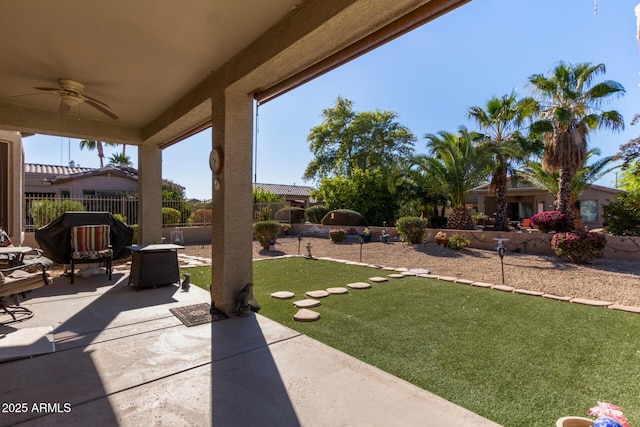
[[23, 0, 640, 199]]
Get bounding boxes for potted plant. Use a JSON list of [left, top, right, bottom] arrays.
[[435, 231, 449, 246]]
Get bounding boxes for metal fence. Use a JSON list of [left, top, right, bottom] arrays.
[[24, 196, 294, 230]]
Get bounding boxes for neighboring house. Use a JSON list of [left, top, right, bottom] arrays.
[[25, 163, 139, 198], [468, 177, 621, 228], [253, 183, 317, 208]]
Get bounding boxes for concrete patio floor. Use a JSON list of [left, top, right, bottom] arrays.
[[0, 269, 501, 427]]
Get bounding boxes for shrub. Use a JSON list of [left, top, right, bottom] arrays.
[[603, 193, 640, 236], [253, 221, 281, 250], [328, 228, 347, 243], [30, 199, 85, 228], [162, 207, 181, 225], [190, 209, 212, 224], [530, 210, 571, 233], [396, 216, 427, 244], [306, 205, 330, 224], [113, 213, 127, 224], [275, 206, 306, 224], [321, 209, 366, 226], [448, 233, 470, 250], [551, 230, 607, 264], [254, 206, 274, 222], [130, 224, 139, 244]]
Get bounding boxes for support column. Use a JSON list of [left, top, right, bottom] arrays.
[[210, 88, 254, 314], [138, 144, 163, 245]]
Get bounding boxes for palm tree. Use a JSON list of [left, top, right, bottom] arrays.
[[79, 140, 117, 168], [528, 62, 625, 225], [410, 128, 491, 230], [107, 152, 133, 166], [468, 92, 543, 231], [518, 148, 617, 229]]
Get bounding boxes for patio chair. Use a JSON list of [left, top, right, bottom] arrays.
[[70, 224, 113, 284], [0, 263, 52, 325]]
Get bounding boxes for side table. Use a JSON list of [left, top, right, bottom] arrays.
[[126, 244, 184, 291]]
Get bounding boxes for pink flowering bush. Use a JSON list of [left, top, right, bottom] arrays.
[[328, 228, 347, 243], [551, 230, 606, 264], [588, 402, 630, 427], [530, 210, 571, 233]]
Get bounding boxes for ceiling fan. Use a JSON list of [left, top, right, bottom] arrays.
[[13, 78, 119, 120]]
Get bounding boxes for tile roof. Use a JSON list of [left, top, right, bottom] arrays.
[[25, 163, 93, 175], [253, 183, 313, 197]]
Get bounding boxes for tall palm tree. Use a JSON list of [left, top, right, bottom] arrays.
[[79, 140, 117, 168], [518, 148, 617, 228], [410, 128, 491, 230], [107, 152, 133, 166], [468, 92, 543, 231], [528, 62, 625, 224]]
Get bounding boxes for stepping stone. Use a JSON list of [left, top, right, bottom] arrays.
[[471, 281, 493, 288], [326, 287, 349, 294], [514, 289, 544, 296], [293, 299, 321, 308], [369, 277, 388, 283], [294, 308, 320, 322], [437, 276, 457, 282], [270, 291, 295, 300], [570, 298, 612, 307], [400, 271, 416, 276], [492, 284, 515, 292], [409, 268, 430, 275], [347, 282, 371, 290], [455, 279, 474, 285], [609, 304, 640, 314], [418, 274, 440, 279], [395, 267, 409, 272], [367, 264, 382, 269], [306, 290, 330, 299], [542, 294, 572, 302], [382, 267, 396, 271], [387, 274, 405, 279]]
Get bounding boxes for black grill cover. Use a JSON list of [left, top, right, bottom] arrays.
[[35, 212, 134, 264]]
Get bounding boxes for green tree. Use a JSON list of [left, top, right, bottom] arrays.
[[528, 62, 625, 224], [107, 152, 133, 166], [314, 167, 398, 226], [468, 92, 542, 231], [79, 140, 117, 168], [618, 161, 640, 193], [252, 187, 284, 203], [410, 128, 491, 230], [303, 97, 415, 182], [518, 148, 617, 228]]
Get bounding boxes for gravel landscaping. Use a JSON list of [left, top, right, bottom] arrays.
[[182, 236, 640, 308]]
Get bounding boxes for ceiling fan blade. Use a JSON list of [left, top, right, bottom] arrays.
[[10, 92, 58, 98], [34, 87, 62, 92], [58, 100, 70, 114], [85, 99, 119, 120], [82, 94, 114, 110]]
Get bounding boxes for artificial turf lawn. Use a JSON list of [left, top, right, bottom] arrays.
[[184, 258, 640, 427]]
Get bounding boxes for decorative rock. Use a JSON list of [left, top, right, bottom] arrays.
[[293, 308, 320, 322], [347, 282, 371, 290], [270, 291, 295, 300], [387, 273, 405, 279], [306, 290, 330, 298], [570, 298, 612, 307], [326, 287, 349, 294], [293, 299, 321, 308], [369, 277, 388, 283]]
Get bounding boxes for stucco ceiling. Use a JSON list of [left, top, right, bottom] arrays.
[[0, 0, 469, 147]]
